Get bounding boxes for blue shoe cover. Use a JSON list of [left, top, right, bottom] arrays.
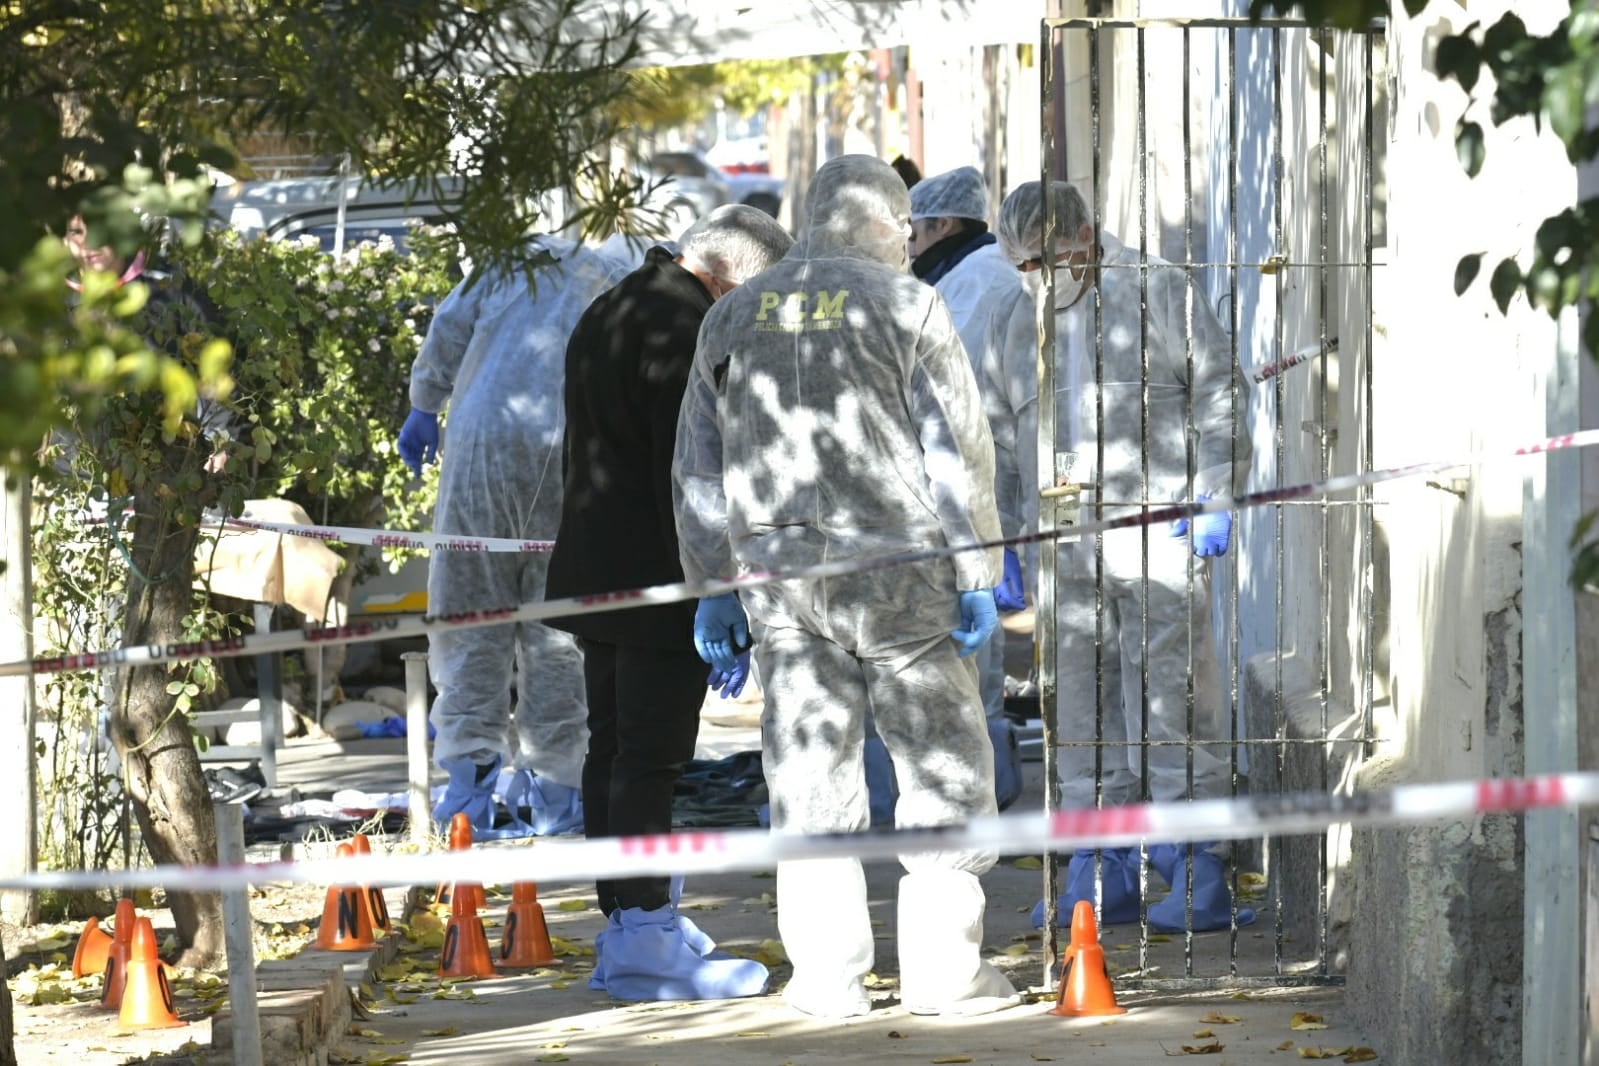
[[432, 754, 501, 834], [1147, 845, 1256, 933], [587, 904, 769, 1001], [989, 718, 1023, 811], [1030, 848, 1142, 928], [864, 735, 898, 828], [503, 770, 584, 836]]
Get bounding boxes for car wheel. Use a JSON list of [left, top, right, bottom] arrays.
[[741, 192, 782, 218]]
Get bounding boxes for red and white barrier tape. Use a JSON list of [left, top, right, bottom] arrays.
[[6, 426, 1597, 680], [1, 771, 1591, 893], [221, 516, 554, 554], [1249, 339, 1336, 384]]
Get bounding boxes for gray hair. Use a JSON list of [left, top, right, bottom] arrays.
[[995, 180, 1093, 266], [678, 204, 794, 284]]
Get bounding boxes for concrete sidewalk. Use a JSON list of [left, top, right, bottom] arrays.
[[259, 712, 1376, 1065]]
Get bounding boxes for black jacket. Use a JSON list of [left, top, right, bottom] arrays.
[[545, 247, 712, 649]]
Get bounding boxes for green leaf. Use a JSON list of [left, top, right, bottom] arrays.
[[1435, 34, 1482, 94], [1454, 254, 1483, 295], [1572, 541, 1599, 591], [1489, 257, 1523, 313], [1544, 61, 1587, 148], [1456, 120, 1486, 177]]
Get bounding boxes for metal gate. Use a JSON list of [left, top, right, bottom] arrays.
[[1031, 13, 1383, 990]]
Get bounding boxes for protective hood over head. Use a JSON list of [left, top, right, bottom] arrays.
[[797, 154, 912, 268], [995, 179, 1090, 268], [910, 166, 989, 223]]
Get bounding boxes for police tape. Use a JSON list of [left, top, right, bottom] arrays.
[[1249, 339, 1336, 384], [1, 771, 1592, 894], [5, 426, 1598, 680], [220, 516, 555, 554]]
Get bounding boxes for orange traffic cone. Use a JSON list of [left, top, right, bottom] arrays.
[[72, 916, 114, 979], [434, 812, 485, 913], [313, 844, 377, 951], [117, 917, 185, 1030], [350, 834, 391, 935], [438, 881, 497, 979], [498, 882, 558, 968], [98, 898, 138, 1009], [1049, 900, 1127, 1017]]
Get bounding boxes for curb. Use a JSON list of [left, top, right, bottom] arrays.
[[211, 881, 419, 1066]]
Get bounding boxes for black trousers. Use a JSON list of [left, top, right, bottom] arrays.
[[579, 638, 708, 914]]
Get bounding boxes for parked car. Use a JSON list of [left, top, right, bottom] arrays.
[[210, 176, 468, 251], [650, 149, 785, 220]]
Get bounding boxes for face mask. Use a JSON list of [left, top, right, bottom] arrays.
[[1051, 263, 1087, 311]]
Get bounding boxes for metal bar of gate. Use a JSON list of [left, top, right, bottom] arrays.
[[1135, 22, 1154, 977], [1036, 14, 1063, 993], [1315, 24, 1333, 981], [1270, 20, 1288, 983], [1225, 22, 1245, 983], [1181, 23, 1201, 979]]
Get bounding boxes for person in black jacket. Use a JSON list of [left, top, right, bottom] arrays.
[[545, 205, 793, 1001]]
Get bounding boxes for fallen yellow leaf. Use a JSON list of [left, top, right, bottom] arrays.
[[1342, 1051, 1378, 1063], [1180, 1041, 1225, 1055], [1030, 1057, 1055, 1063], [549, 981, 571, 990], [1002, 943, 1030, 956], [1297, 1049, 1352, 1060], [1200, 1011, 1242, 1024], [931, 1058, 975, 1064], [1147, 933, 1173, 943], [735, 1032, 770, 1037], [421, 1027, 458, 1037], [536, 1056, 570, 1063], [555, 899, 588, 912], [1192, 1029, 1215, 1038], [1012, 855, 1044, 869], [1291, 1012, 1329, 1031], [1277, 1041, 1296, 1051]]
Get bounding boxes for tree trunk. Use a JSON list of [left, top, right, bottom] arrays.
[[111, 498, 224, 970], [1, 931, 16, 1066]]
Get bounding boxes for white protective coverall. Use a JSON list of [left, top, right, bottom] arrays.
[[928, 237, 1025, 732], [412, 238, 632, 788], [985, 229, 1249, 808], [673, 155, 1018, 1019]]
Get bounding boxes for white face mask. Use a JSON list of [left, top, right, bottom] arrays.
[[1051, 263, 1088, 311]]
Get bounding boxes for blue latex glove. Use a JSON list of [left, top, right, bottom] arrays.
[[994, 549, 1026, 612], [706, 651, 751, 699], [1170, 495, 1233, 557], [693, 593, 748, 673], [397, 409, 439, 476], [950, 589, 999, 658]]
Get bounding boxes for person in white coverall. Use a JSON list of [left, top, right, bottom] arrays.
[[673, 155, 1019, 1019], [990, 180, 1255, 933], [907, 164, 1028, 813], [397, 237, 635, 838]]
